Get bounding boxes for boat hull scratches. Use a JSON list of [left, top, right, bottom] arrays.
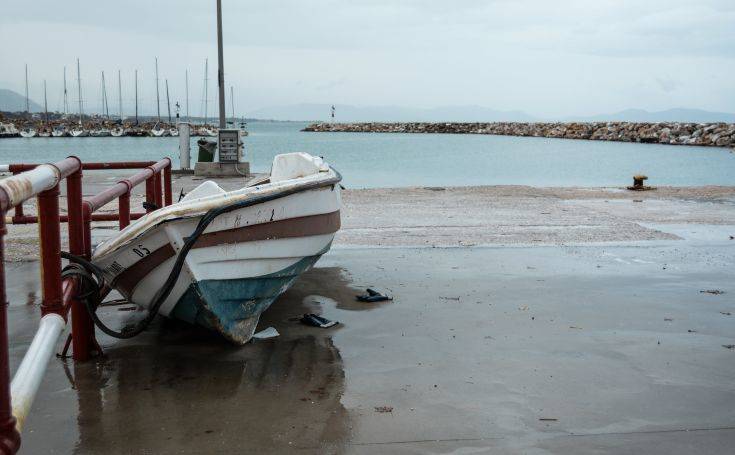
[[170, 250, 326, 344]]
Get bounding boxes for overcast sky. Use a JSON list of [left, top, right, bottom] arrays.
[[1, 0, 733, 118]]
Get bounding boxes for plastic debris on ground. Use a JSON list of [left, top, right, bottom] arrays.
[[251, 327, 280, 340], [300, 314, 338, 328], [356, 288, 393, 302]]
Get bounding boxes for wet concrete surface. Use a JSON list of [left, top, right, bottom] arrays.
[[5, 235, 735, 453]]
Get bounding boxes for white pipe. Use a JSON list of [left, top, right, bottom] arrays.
[[0, 164, 60, 208], [178, 122, 191, 170], [10, 313, 66, 431]]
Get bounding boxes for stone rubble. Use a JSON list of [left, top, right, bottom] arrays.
[[303, 122, 735, 147]]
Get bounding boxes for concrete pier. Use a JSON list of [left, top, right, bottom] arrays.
[[2, 174, 734, 453]]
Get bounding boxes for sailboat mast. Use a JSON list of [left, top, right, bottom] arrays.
[[63, 66, 69, 115], [24, 64, 29, 113], [230, 86, 234, 120], [165, 79, 171, 123], [102, 71, 110, 119], [43, 80, 48, 123], [155, 57, 161, 122], [204, 58, 208, 125], [76, 58, 83, 126], [118, 70, 123, 120], [185, 69, 189, 122], [216, 0, 226, 129], [134, 69, 139, 125]]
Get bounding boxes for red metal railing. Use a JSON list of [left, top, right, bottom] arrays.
[[0, 157, 172, 454]]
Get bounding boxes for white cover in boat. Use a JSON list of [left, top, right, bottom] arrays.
[[270, 153, 329, 183]]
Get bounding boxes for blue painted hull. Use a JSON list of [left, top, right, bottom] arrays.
[[169, 253, 324, 344]]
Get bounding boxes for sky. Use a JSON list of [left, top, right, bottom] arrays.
[[1, 0, 733, 118]]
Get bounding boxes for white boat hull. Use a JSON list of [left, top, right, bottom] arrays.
[[19, 130, 37, 138], [92, 153, 341, 343], [70, 129, 89, 137]]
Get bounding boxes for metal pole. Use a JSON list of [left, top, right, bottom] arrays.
[[204, 59, 208, 125], [66, 159, 95, 362], [230, 86, 234, 121], [76, 59, 83, 126], [101, 71, 109, 119], [165, 80, 171, 124], [118, 70, 123, 120], [24, 65, 29, 113], [63, 66, 68, 115], [134, 70, 139, 125], [155, 58, 160, 122], [216, 0, 226, 129], [0, 216, 21, 454], [43, 81, 48, 124], [185, 69, 189, 122]]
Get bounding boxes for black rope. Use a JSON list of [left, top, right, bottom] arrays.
[[61, 170, 342, 339]]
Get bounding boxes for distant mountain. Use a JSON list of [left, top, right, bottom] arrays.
[[246, 103, 536, 122], [566, 108, 735, 123], [0, 89, 43, 113]]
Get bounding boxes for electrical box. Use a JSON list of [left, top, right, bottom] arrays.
[[217, 129, 242, 163]]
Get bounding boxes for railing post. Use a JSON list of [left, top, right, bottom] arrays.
[[67, 160, 95, 362], [0, 216, 21, 454], [163, 163, 172, 206], [153, 172, 163, 209], [10, 173, 24, 225], [145, 177, 155, 213], [37, 185, 63, 316], [119, 192, 131, 229]]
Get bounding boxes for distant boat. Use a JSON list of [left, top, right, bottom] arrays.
[[19, 128, 37, 138], [70, 127, 89, 137], [90, 128, 111, 137], [51, 126, 68, 137], [0, 123, 20, 138], [110, 126, 125, 137], [150, 123, 167, 137], [169, 128, 179, 137], [37, 130, 51, 138]]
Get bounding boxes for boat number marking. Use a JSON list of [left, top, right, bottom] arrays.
[[132, 245, 151, 258]]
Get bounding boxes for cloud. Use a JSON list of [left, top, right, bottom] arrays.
[[1, 0, 733, 117]]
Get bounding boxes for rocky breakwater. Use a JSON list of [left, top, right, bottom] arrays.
[[303, 122, 735, 147]]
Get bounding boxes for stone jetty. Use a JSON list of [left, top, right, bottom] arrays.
[[303, 122, 735, 147]]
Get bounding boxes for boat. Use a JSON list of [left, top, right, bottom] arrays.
[[92, 152, 341, 344], [19, 128, 37, 138], [51, 126, 68, 137], [70, 127, 89, 137], [90, 128, 111, 137], [0, 123, 19, 138], [169, 128, 179, 137], [150, 126, 168, 137], [37, 130, 51, 138], [110, 126, 125, 137]]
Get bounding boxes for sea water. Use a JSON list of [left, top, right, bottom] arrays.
[[0, 121, 733, 188]]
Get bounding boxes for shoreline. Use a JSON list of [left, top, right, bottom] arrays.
[[303, 121, 735, 148], [4, 179, 734, 262]]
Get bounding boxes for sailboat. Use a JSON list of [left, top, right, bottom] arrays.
[[70, 58, 89, 137], [148, 58, 164, 137], [90, 72, 111, 137], [19, 127, 37, 138], [19, 65, 37, 138], [111, 69, 126, 137], [53, 67, 70, 136]]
